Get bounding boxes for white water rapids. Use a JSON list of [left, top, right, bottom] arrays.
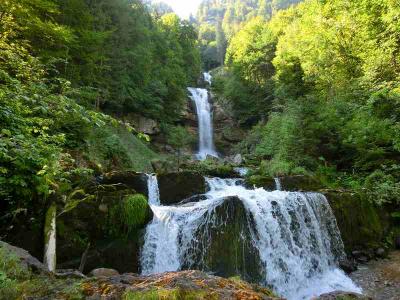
[[141, 176, 361, 300]]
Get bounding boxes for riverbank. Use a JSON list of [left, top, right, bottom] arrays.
[[350, 251, 400, 300]]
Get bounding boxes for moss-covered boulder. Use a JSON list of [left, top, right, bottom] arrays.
[[158, 171, 206, 205], [57, 189, 152, 274], [83, 270, 282, 300], [325, 192, 391, 255], [246, 175, 323, 191], [182, 196, 264, 283]]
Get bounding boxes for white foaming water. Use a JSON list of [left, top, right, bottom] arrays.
[[234, 167, 249, 176], [188, 87, 218, 160], [274, 177, 282, 190], [147, 174, 160, 206], [203, 72, 212, 85], [141, 177, 361, 300]]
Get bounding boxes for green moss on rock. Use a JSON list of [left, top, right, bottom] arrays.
[[325, 192, 390, 253]]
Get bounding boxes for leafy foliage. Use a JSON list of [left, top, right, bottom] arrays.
[[216, 0, 400, 205], [196, 0, 302, 69], [109, 194, 150, 237]]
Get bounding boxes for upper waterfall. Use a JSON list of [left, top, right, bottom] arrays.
[[188, 87, 218, 160], [141, 176, 361, 300], [203, 72, 212, 85]]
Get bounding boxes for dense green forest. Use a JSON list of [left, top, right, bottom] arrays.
[[0, 0, 200, 232], [197, 0, 301, 69], [1, 0, 400, 299], [213, 0, 400, 205]]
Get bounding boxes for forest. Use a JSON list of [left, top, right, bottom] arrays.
[[0, 0, 399, 299]]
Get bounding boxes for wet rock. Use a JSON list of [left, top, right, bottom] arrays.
[[177, 194, 208, 205], [326, 192, 390, 256], [339, 258, 358, 273], [314, 291, 372, 299], [89, 268, 120, 277], [158, 171, 206, 205], [101, 171, 148, 195], [183, 196, 264, 283], [245, 175, 276, 190], [0, 241, 49, 275]]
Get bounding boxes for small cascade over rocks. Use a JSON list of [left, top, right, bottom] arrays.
[[142, 175, 361, 300], [274, 177, 282, 191], [147, 174, 160, 206], [203, 72, 212, 85], [188, 72, 218, 160]]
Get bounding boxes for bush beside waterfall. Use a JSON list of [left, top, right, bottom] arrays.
[[109, 194, 151, 238]]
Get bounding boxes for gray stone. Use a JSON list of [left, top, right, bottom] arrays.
[[89, 268, 120, 277], [232, 154, 243, 165], [0, 241, 49, 274]]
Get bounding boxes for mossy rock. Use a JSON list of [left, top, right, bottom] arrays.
[[57, 190, 152, 273], [182, 196, 264, 283], [245, 175, 323, 191], [158, 171, 206, 205], [325, 192, 391, 254]]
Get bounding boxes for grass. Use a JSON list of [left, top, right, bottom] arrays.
[[0, 245, 85, 300], [85, 124, 158, 173]]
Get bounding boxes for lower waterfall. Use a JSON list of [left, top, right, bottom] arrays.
[[141, 177, 361, 300]]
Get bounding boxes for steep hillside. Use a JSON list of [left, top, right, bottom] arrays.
[[197, 0, 302, 69]]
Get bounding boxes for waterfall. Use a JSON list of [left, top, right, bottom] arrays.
[[147, 174, 160, 206], [203, 72, 212, 85], [188, 87, 218, 160], [234, 167, 249, 176], [274, 177, 282, 191], [141, 177, 361, 300]]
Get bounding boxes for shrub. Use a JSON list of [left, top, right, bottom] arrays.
[[109, 194, 150, 237]]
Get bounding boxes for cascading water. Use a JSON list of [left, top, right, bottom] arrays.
[[188, 87, 218, 160], [147, 174, 160, 206], [274, 177, 282, 191], [203, 72, 212, 85], [141, 177, 361, 300]]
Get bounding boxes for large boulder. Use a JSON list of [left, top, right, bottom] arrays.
[[246, 175, 323, 191], [158, 171, 206, 205], [101, 171, 148, 195], [82, 270, 282, 300], [182, 196, 264, 283], [0, 241, 48, 274], [57, 188, 152, 274], [89, 268, 119, 278], [325, 191, 390, 256]]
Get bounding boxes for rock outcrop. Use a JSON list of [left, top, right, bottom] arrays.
[[182, 196, 264, 283], [158, 171, 206, 205], [326, 191, 391, 257], [0, 241, 49, 275], [82, 270, 282, 300]]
